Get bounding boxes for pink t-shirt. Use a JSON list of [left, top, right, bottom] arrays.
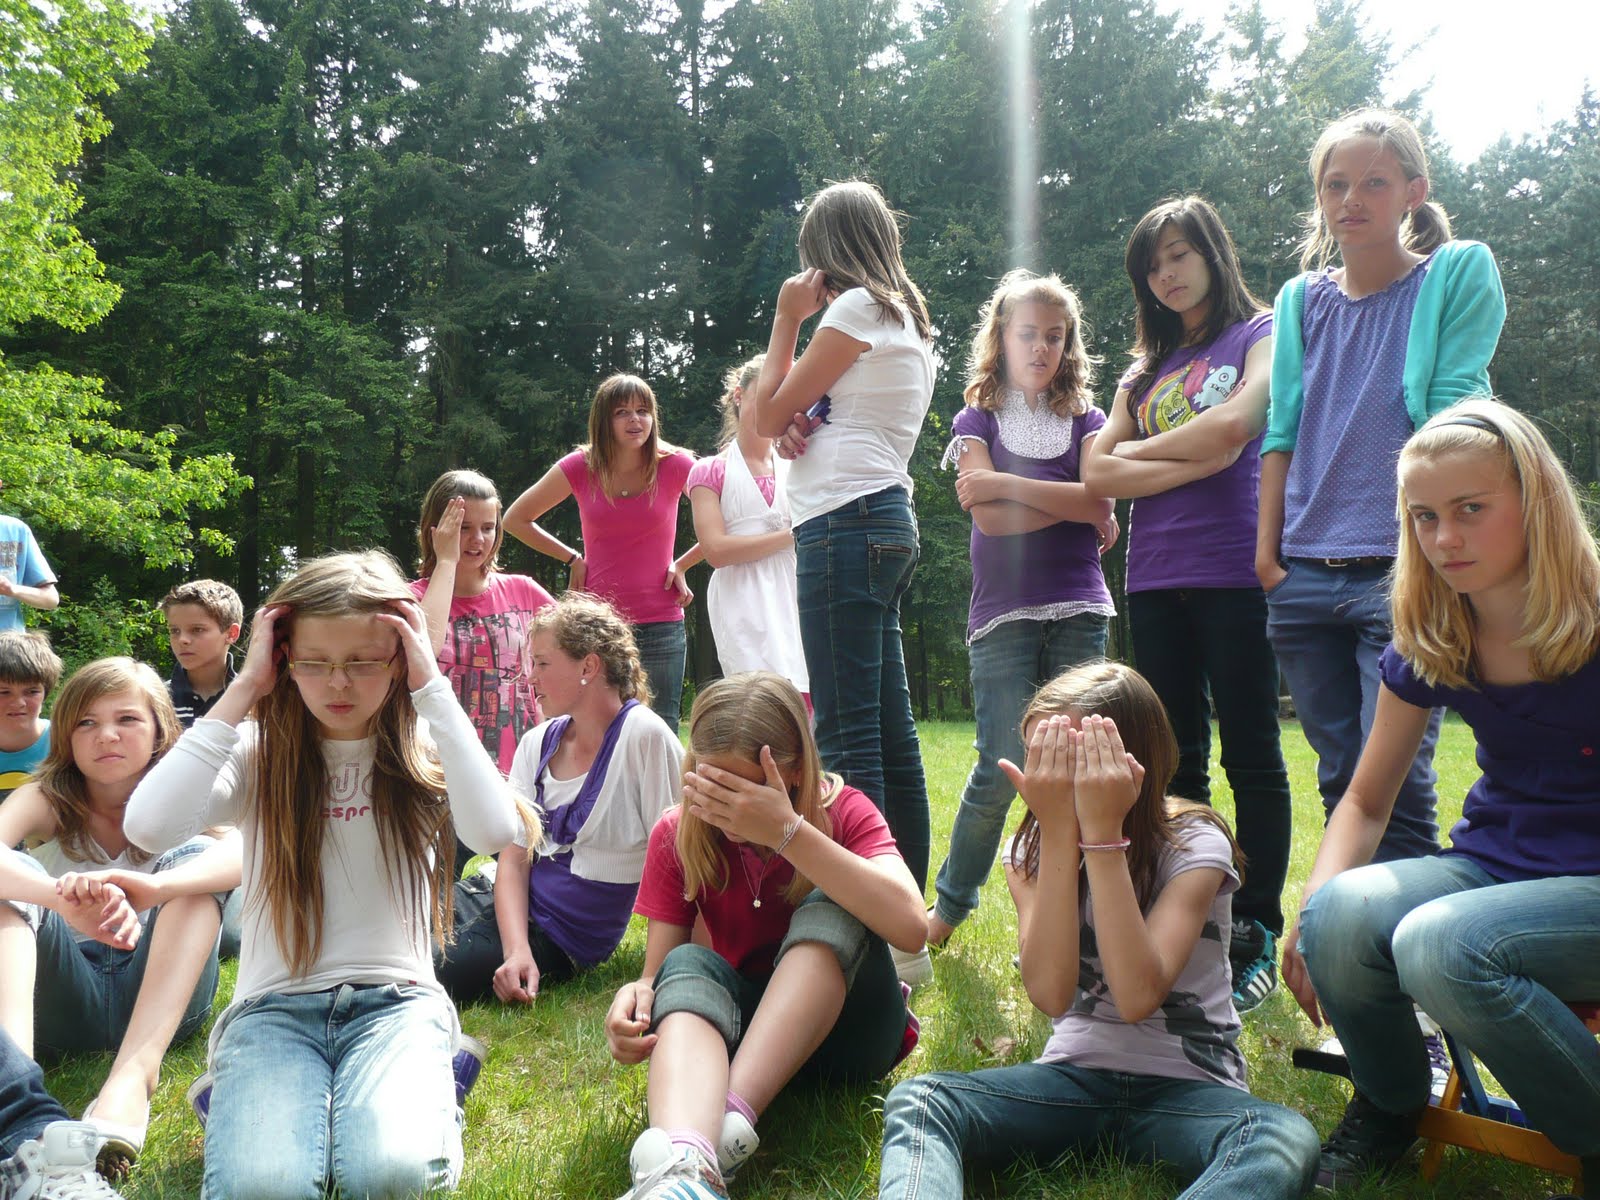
[[409, 572, 554, 773], [558, 449, 695, 625], [686, 456, 777, 506], [634, 785, 900, 977]]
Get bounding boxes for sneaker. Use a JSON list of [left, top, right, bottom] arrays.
[[617, 1140, 727, 1200], [1229, 918, 1278, 1014], [1422, 1031, 1450, 1103], [1315, 1092, 1421, 1190], [892, 981, 922, 1069], [890, 944, 934, 990], [0, 1121, 126, 1199], [717, 1111, 758, 1182]]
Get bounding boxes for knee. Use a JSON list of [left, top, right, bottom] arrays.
[[1250, 1106, 1322, 1187], [1300, 867, 1393, 971], [209, 1157, 323, 1200], [780, 894, 869, 982], [883, 1073, 965, 1144], [1393, 901, 1482, 1019], [334, 1147, 457, 1200]]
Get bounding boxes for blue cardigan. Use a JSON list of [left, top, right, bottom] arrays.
[[1263, 240, 1507, 455]]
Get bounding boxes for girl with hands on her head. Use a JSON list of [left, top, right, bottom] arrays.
[[879, 662, 1320, 1200], [611, 673, 925, 1200]]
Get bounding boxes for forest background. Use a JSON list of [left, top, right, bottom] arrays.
[[5, 0, 1598, 714]]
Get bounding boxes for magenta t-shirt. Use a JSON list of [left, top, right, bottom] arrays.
[[557, 449, 695, 625], [408, 572, 554, 773], [1121, 313, 1272, 593]]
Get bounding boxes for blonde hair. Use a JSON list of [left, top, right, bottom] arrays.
[[676, 673, 836, 906], [1008, 661, 1240, 908], [716, 354, 766, 450], [527, 592, 651, 704], [965, 270, 1098, 418], [1392, 398, 1600, 689], [1299, 108, 1452, 271], [251, 550, 454, 975], [36, 658, 180, 866], [581, 374, 685, 503], [416, 469, 503, 579], [797, 181, 931, 342]]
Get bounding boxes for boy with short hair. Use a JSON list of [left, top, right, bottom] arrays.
[[0, 483, 58, 635], [158, 580, 242, 727], [0, 632, 60, 804]]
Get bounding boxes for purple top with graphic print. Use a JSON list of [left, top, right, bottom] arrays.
[[1121, 313, 1272, 592]]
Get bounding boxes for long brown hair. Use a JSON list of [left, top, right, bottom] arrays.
[[676, 673, 835, 906], [36, 658, 180, 866], [1008, 661, 1240, 909], [580, 374, 685, 502], [251, 551, 455, 975], [965, 270, 1097, 419], [416, 469, 503, 579], [797, 181, 931, 342]]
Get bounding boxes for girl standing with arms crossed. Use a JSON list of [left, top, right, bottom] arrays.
[[880, 662, 1318, 1199], [1258, 110, 1505, 864], [753, 182, 936, 983], [926, 270, 1115, 952], [1083, 196, 1292, 1013], [505, 375, 701, 730], [1284, 401, 1600, 1191], [413, 469, 553, 775], [688, 355, 808, 696], [125, 551, 522, 1199], [607, 673, 925, 1200]]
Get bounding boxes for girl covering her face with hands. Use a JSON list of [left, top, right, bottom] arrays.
[[879, 662, 1319, 1200], [606, 672, 925, 1200], [124, 551, 524, 1199]]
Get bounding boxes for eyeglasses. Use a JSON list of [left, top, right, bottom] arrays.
[[287, 655, 397, 680]]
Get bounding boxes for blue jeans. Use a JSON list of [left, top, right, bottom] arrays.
[[0, 1027, 69, 1157], [1265, 561, 1440, 861], [1300, 854, 1600, 1155], [932, 614, 1108, 928], [633, 619, 686, 732], [879, 1061, 1318, 1199], [796, 487, 930, 889], [1130, 587, 1292, 935], [202, 984, 463, 1199]]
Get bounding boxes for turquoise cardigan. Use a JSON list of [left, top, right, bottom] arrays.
[[1263, 240, 1506, 455]]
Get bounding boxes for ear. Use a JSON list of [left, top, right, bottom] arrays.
[[1407, 174, 1430, 213], [225, 622, 242, 644]]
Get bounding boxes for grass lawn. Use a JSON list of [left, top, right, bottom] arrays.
[[43, 716, 1573, 1199]]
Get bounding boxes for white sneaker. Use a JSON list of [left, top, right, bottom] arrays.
[[890, 944, 934, 989], [717, 1110, 759, 1181], [617, 1139, 726, 1200], [0, 1122, 125, 1200]]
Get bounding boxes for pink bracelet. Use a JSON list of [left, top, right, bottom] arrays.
[[1078, 838, 1131, 853]]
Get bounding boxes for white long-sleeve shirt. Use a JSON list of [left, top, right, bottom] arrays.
[[126, 676, 517, 1004]]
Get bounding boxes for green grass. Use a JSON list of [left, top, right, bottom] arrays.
[[44, 717, 1572, 1198]]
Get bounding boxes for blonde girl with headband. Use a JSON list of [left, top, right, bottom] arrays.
[[607, 673, 925, 1199], [436, 593, 680, 1005], [752, 181, 937, 985], [1257, 109, 1506, 868], [124, 551, 522, 1198], [0, 658, 234, 1172], [1285, 400, 1600, 1190], [505, 374, 702, 730], [413, 469, 554, 774], [688, 355, 808, 698], [880, 662, 1319, 1199], [926, 270, 1116, 953]]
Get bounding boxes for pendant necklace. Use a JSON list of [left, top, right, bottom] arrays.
[[738, 847, 771, 908]]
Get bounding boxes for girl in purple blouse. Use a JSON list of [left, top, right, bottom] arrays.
[[1286, 399, 1600, 1190]]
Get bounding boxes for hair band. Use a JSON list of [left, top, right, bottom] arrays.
[[1436, 415, 1505, 440]]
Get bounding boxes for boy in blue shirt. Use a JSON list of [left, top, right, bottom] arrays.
[[0, 633, 60, 804]]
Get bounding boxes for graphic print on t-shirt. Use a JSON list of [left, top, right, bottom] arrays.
[[1135, 359, 1239, 436], [445, 608, 536, 770]]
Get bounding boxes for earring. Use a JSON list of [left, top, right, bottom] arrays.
[[580, 678, 588, 687]]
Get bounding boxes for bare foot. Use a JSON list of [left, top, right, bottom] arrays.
[[926, 911, 957, 949], [85, 1071, 152, 1137]]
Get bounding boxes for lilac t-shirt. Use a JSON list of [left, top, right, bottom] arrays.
[[1282, 261, 1428, 558], [1381, 643, 1600, 881], [950, 397, 1113, 643], [1122, 313, 1272, 592]]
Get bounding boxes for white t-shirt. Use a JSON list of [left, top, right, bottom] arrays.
[[785, 287, 936, 528]]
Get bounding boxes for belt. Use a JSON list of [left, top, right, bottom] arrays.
[[1296, 556, 1394, 569]]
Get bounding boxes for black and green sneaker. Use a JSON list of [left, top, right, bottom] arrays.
[[1229, 917, 1278, 1014], [1314, 1092, 1422, 1190]]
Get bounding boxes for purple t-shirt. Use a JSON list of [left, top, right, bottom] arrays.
[[1121, 313, 1272, 592], [1381, 643, 1600, 881], [1282, 261, 1428, 558], [951, 397, 1112, 642]]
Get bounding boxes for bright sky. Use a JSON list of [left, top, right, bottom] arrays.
[[1176, 0, 1593, 160]]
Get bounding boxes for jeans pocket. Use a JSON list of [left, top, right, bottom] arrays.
[[867, 537, 917, 605], [1263, 559, 1297, 599]]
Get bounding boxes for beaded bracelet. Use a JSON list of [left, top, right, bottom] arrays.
[[1079, 837, 1132, 852]]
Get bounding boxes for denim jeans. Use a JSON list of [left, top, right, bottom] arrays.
[[0, 1027, 69, 1157], [796, 487, 930, 889], [649, 894, 907, 1084], [879, 1061, 1319, 1199], [1300, 854, 1600, 1156], [1265, 561, 1440, 861], [633, 619, 687, 732], [931, 614, 1108, 928], [202, 983, 463, 1199], [434, 871, 577, 1005], [1130, 588, 1292, 935]]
